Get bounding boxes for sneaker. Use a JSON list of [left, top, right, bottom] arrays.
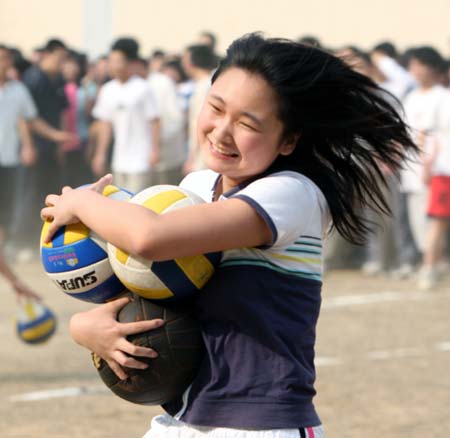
[[361, 261, 383, 276], [15, 248, 35, 264], [418, 267, 439, 290], [390, 263, 415, 280]]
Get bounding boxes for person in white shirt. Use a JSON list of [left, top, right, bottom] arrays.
[[148, 70, 185, 185], [182, 45, 217, 174], [92, 38, 160, 194], [371, 42, 416, 101], [369, 44, 418, 277], [401, 47, 449, 261]]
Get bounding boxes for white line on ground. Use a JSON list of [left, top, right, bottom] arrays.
[[366, 347, 424, 360], [9, 385, 108, 402], [315, 356, 343, 366], [322, 290, 450, 310], [10, 341, 450, 403]]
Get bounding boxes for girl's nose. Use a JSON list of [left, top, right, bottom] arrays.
[[212, 119, 233, 144]]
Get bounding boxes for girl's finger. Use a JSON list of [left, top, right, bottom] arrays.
[[44, 220, 61, 244], [91, 173, 113, 193], [120, 319, 165, 336], [106, 358, 128, 380], [118, 338, 158, 359], [105, 296, 131, 313], [40, 206, 53, 220], [113, 350, 149, 370], [45, 194, 59, 207]]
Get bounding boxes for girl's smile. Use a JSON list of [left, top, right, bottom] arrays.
[[197, 67, 296, 192]]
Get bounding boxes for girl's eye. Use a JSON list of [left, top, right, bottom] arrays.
[[239, 121, 257, 131], [210, 103, 222, 113]]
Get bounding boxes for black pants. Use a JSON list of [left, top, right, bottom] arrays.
[[0, 165, 19, 237], [10, 146, 61, 249]]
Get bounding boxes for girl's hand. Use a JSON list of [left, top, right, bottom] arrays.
[[40, 174, 113, 243], [70, 296, 164, 380]]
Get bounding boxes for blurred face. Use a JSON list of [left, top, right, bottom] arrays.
[[94, 58, 109, 83], [197, 67, 295, 189], [161, 65, 181, 83], [62, 58, 80, 82], [149, 56, 164, 73], [108, 50, 129, 80], [0, 48, 12, 77], [43, 48, 67, 74], [408, 58, 439, 87]]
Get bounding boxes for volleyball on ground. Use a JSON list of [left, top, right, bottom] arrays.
[[40, 185, 133, 303], [16, 299, 57, 344], [92, 293, 204, 405], [107, 185, 221, 302]]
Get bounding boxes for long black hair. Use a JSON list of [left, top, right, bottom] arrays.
[[211, 33, 418, 244]]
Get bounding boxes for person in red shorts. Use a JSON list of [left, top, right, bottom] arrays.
[[421, 94, 450, 289]]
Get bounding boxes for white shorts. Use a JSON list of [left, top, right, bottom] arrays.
[[143, 414, 324, 438]]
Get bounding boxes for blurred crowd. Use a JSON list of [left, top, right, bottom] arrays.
[[0, 31, 449, 291]]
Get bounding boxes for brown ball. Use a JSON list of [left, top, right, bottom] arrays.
[[92, 293, 204, 405]]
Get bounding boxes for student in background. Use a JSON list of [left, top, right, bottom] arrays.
[[182, 44, 217, 174], [91, 38, 160, 193]]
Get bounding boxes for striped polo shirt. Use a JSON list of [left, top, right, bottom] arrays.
[[164, 169, 330, 429]]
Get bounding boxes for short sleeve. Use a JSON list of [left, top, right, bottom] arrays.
[[143, 86, 159, 121], [18, 83, 37, 120], [92, 85, 112, 121], [232, 172, 328, 248]]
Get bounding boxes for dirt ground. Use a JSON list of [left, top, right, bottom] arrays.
[[1, 260, 449, 438]]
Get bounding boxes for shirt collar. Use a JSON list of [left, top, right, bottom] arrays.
[[211, 171, 270, 201]]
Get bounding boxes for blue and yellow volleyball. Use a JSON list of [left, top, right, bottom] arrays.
[[40, 185, 133, 303], [107, 185, 221, 302], [16, 300, 57, 344]]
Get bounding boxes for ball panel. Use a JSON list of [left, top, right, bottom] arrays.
[[40, 220, 53, 249], [63, 274, 127, 303], [138, 189, 187, 214], [150, 259, 197, 300], [108, 246, 170, 293], [205, 251, 222, 266], [117, 277, 174, 299], [174, 255, 215, 289], [41, 237, 107, 273], [63, 222, 90, 245], [46, 258, 116, 294], [116, 246, 130, 265], [161, 197, 198, 213], [102, 185, 120, 197]]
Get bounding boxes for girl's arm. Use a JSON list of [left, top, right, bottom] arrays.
[[41, 185, 272, 261], [42, 175, 273, 378]]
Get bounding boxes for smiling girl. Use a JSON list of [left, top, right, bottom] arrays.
[[41, 34, 416, 438]]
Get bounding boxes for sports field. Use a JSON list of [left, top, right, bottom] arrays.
[[1, 260, 449, 437]]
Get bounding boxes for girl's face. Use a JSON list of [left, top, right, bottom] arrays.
[[197, 67, 295, 189], [62, 59, 79, 82], [408, 58, 439, 87]]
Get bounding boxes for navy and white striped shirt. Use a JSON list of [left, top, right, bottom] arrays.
[[165, 169, 330, 429]]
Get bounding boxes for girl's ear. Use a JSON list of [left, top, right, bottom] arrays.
[[279, 134, 300, 156]]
